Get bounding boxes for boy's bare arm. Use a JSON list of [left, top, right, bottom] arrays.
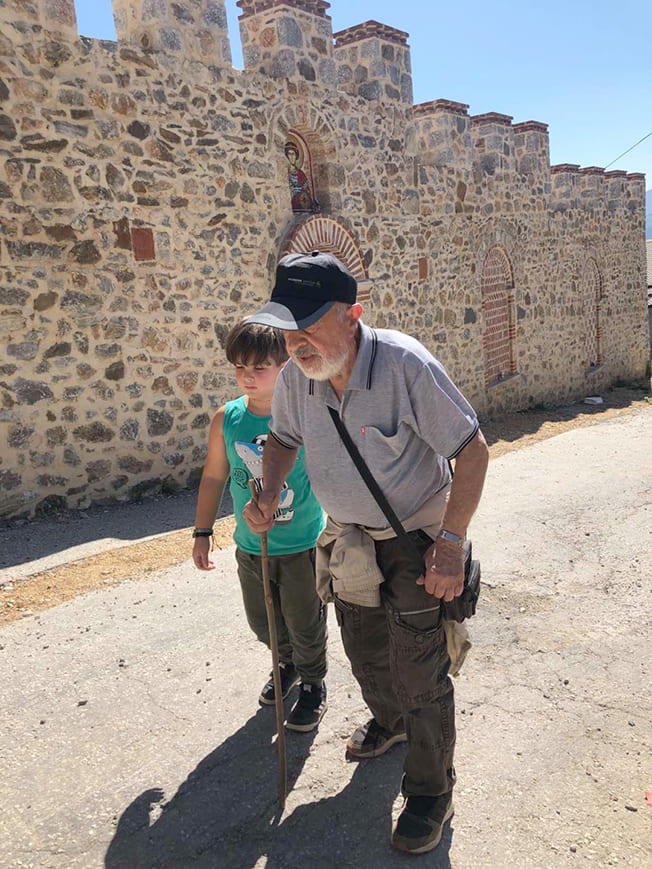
[[243, 434, 298, 534], [193, 407, 229, 571]]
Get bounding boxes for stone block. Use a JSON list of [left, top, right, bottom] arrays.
[[14, 379, 55, 405], [131, 227, 155, 262], [147, 408, 174, 436]]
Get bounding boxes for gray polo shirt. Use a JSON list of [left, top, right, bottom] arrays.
[[270, 321, 479, 527]]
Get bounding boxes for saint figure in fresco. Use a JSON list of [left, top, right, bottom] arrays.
[[285, 140, 315, 212]]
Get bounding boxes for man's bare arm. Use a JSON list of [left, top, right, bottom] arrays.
[[243, 434, 299, 533], [440, 428, 489, 539], [421, 429, 489, 599]]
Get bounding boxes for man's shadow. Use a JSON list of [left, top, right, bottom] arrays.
[[105, 706, 454, 868]]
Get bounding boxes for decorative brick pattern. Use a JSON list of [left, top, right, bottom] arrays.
[[482, 247, 516, 386], [512, 121, 549, 133], [471, 112, 514, 127], [237, 0, 331, 18], [582, 259, 601, 368], [283, 215, 370, 300], [413, 100, 469, 117], [333, 21, 409, 47]]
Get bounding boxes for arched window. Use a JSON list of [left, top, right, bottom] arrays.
[[481, 246, 516, 386], [582, 259, 601, 368]]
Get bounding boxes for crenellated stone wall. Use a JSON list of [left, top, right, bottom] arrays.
[[0, 0, 648, 518]]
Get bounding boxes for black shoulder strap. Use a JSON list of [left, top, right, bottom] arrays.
[[327, 405, 415, 552]]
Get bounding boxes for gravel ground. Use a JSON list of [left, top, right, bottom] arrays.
[[0, 398, 650, 868]]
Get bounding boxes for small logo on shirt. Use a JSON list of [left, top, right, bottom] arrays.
[[361, 426, 366, 435]]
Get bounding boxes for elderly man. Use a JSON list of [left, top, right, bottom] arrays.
[[244, 251, 488, 854]]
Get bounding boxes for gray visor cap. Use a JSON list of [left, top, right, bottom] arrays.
[[246, 299, 336, 331]]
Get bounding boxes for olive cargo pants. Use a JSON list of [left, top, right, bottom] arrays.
[[235, 548, 327, 685], [334, 529, 456, 797]]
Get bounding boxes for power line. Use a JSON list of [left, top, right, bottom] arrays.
[[604, 129, 652, 170]]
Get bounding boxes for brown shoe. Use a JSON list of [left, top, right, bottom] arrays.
[[391, 793, 454, 854], [346, 718, 407, 759]]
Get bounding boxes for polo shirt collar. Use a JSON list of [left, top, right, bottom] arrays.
[[346, 321, 376, 391], [310, 320, 377, 403]]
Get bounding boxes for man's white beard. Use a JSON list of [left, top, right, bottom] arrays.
[[292, 345, 352, 381]]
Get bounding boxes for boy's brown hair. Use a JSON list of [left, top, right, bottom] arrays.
[[225, 319, 289, 367]]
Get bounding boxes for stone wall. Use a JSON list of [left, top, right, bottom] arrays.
[[0, 0, 648, 518]]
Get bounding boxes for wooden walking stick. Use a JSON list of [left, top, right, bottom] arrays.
[[248, 479, 287, 811]]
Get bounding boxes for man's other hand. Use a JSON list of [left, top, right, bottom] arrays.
[[417, 540, 464, 600]]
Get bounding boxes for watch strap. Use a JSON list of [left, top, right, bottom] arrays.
[[436, 528, 465, 548]]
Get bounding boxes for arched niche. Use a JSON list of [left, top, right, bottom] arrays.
[[481, 245, 517, 387]]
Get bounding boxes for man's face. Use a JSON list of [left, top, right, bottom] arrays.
[[284, 305, 357, 381]]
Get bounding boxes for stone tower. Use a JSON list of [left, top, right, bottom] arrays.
[[0, 0, 78, 48], [112, 0, 232, 66], [334, 20, 413, 104], [237, 0, 337, 85]]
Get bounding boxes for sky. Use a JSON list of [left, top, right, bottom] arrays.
[[74, 0, 651, 189]]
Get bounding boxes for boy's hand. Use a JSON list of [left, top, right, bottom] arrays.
[[243, 489, 279, 534], [193, 537, 214, 571]]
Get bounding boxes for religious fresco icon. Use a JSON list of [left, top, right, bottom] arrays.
[[284, 133, 319, 213]]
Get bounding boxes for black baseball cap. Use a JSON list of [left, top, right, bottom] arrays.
[[247, 251, 357, 331]]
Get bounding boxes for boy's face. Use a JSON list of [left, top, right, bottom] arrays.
[[233, 357, 284, 404]]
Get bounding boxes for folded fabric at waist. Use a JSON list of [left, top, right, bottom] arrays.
[[315, 484, 450, 607]]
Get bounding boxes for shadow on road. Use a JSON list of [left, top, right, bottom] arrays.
[[0, 490, 232, 573], [105, 707, 453, 869]]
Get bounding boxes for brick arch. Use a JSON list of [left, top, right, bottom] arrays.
[[481, 246, 517, 386], [582, 257, 602, 367], [282, 216, 370, 302]]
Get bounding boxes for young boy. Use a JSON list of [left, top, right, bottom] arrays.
[[192, 320, 327, 731]]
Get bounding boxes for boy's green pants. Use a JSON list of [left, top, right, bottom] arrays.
[[235, 548, 327, 685]]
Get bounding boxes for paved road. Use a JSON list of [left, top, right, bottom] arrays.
[[1, 408, 650, 868], [0, 491, 234, 583]]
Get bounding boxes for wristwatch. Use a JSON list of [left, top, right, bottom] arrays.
[[436, 528, 465, 548], [192, 528, 214, 538]]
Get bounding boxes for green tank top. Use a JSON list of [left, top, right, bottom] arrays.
[[223, 396, 325, 556]]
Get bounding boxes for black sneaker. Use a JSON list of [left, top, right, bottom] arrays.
[[346, 718, 407, 758], [391, 793, 454, 854], [258, 662, 300, 706], [285, 682, 327, 732]]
